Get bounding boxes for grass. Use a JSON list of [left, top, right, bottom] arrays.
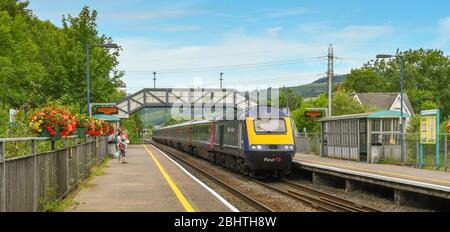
[[40, 189, 79, 212], [40, 155, 113, 212]]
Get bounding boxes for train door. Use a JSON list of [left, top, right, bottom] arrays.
[[238, 121, 242, 149], [188, 127, 192, 146], [209, 123, 215, 149], [219, 124, 224, 150]]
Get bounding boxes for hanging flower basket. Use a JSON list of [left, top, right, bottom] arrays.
[[86, 118, 104, 137], [40, 127, 62, 141], [29, 106, 77, 139], [75, 127, 86, 138]]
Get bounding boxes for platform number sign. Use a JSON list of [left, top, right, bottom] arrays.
[[95, 106, 119, 115], [304, 111, 323, 118], [419, 109, 440, 170]]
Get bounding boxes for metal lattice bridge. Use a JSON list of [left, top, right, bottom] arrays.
[[115, 88, 268, 120]]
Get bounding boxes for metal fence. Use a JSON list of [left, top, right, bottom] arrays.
[[295, 133, 321, 155], [295, 132, 450, 171], [370, 133, 449, 170], [0, 136, 110, 212]]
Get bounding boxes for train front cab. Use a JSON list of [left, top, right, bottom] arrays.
[[242, 116, 295, 175]]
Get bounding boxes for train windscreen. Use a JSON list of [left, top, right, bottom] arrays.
[[253, 119, 286, 134]]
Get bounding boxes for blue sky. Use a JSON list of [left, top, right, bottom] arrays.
[[29, 0, 450, 93]]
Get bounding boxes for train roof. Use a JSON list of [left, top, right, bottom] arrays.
[[216, 105, 289, 120], [154, 119, 212, 130]]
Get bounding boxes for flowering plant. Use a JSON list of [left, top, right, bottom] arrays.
[[29, 106, 77, 137], [101, 121, 115, 136], [75, 114, 90, 128], [85, 118, 104, 136]]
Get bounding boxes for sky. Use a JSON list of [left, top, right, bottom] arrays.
[[28, 0, 450, 94]]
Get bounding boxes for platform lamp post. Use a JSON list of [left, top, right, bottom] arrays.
[[153, 72, 157, 88], [376, 51, 405, 163], [86, 43, 119, 116], [220, 72, 223, 89]]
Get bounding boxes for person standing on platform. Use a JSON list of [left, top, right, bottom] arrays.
[[117, 129, 128, 164]]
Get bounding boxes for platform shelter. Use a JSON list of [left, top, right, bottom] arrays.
[[319, 111, 411, 163]]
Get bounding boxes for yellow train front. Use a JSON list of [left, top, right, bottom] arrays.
[[213, 106, 296, 177]]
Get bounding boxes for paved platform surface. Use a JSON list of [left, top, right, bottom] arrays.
[[294, 154, 450, 189], [67, 144, 234, 212]]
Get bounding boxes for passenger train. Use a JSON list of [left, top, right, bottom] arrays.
[[152, 106, 296, 176]]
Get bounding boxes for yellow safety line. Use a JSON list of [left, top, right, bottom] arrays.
[[143, 145, 195, 212], [299, 159, 450, 186]]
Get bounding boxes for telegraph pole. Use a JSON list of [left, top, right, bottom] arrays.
[[327, 44, 334, 117], [220, 72, 223, 89], [153, 72, 157, 88]]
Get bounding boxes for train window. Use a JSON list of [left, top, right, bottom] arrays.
[[253, 119, 286, 134], [223, 122, 239, 146]]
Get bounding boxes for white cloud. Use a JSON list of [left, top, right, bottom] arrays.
[[103, 10, 201, 20], [298, 22, 330, 34], [325, 25, 393, 44], [259, 7, 308, 18], [116, 23, 396, 93], [437, 16, 450, 45], [266, 26, 283, 37]]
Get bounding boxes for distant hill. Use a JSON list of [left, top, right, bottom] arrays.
[[250, 75, 347, 98], [287, 75, 346, 98]]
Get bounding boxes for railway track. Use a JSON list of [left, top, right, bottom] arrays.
[[147, 141, 275, 212], [148, 139, 379, 212], [280, 179, 380, 212], [251, 179, 379, 212]]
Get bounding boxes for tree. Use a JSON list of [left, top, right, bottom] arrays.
[[344, 68, 385, 93], [332, 92, 367, 116], [0, 1, 126, 110], [343, 49, 450, 120], [279, 88, 303, 110], [292, 93, 374, 134], [121, 114, 144, 143], [163, 118, 187, 126]]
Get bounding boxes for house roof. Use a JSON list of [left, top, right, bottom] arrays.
[[352, 92, 415, 115]]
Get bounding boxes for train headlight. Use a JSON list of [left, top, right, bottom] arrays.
[[284, 145, 289, 150], [251, 145, 256, 150], [256, 145, 262, 150], [290, 145, 294, 150]]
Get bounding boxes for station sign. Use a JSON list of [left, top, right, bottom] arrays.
[[304, 111, 324, 118], [420, 116, 436, 144], [421, 109, 438, 116], [95, 106, 119, 115], [419, 109, 441, 169]]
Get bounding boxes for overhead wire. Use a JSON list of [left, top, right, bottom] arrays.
[[123, 73, 327, 90], [124, 56, 327, 74]]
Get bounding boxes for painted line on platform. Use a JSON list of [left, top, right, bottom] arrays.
[[294, 160, 450, 192], [296, 159, 450, 186], [150, 144, 239, 212], [143, 145, 195, 212]]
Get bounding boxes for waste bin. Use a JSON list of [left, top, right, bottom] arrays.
[[371, 142, 382, 163]]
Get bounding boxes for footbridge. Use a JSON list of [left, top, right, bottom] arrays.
[[115, 88, 263, 119]]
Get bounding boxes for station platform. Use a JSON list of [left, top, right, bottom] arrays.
[[67, 144, 237, 212], [293, 154, 450, 200]]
